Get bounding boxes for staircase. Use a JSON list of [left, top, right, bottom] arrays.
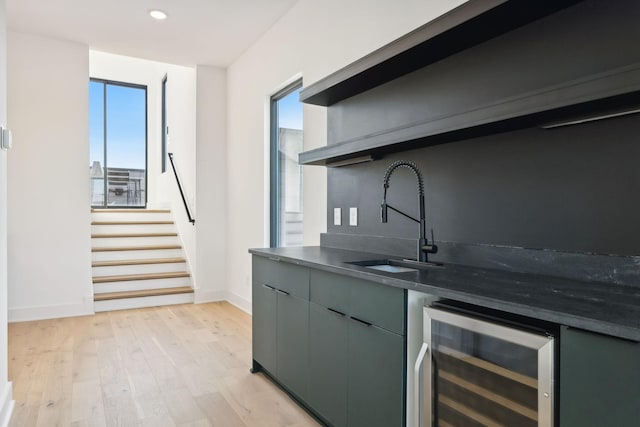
[[91, 208, 194, 312]]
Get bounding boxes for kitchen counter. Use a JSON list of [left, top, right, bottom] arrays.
[[249, 246, 640, 341]]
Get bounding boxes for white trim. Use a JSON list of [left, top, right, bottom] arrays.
[[194, 289, 226, 304], [225, 290, 252, 315], [8, 302, 93, 323], [0, 382, 14, 427]]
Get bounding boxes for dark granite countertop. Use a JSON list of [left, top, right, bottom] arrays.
[[249, 246, 640, 342]]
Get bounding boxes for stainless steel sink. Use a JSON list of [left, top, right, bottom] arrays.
[[346, 258, 444, 273]]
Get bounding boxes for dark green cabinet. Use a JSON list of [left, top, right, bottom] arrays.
[[560, 326, 640, 427], [252, 256, 407, 427], [309, 303, 349, 427], [252, 282, 277, 374], [347, 319, 404, 427], [277, 291, 309, 400], [252, 257, 310, 399], [309, 269, 406, 427]]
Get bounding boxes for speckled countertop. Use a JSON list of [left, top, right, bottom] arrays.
[[249, 246, 640, 342]]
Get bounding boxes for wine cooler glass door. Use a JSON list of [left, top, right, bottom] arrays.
[[418, 306, 554, 427]]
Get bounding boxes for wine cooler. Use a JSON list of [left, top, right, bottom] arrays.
[[415, 301, 556, 427]]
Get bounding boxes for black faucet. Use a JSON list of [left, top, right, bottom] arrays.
[[381, 160, 437, 262]]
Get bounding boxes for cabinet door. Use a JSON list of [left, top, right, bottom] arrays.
[[252, 281, 277, 374], [309, 303, 348, 427], [347, 319, 405, 427], [277, 291, 310, 400], [560, 326, 640, 427]]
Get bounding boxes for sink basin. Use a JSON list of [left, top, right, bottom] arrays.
[[346, 258, 444, 273]]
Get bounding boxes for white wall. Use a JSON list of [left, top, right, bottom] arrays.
[[0, 1, 13, 425], [225, 0, 467, 307], [194, 66, 229, 305], [7, 31, 93, 322], [89, 51, 198, 287]]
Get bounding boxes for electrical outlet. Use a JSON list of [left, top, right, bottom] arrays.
[[349, 207, 358, 226], [334, 208, 342, 225]]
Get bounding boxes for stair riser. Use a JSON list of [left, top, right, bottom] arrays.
[[93, 277, 191, 293], [94, 293, 194, 312], [91, 224, 176, 234], [92, 262, 188, 277], [92, 249, 185, 262], [91, 212, 172, 222], [91, 236, 180, 247]]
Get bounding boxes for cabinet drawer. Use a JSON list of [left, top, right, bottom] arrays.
[[253, 256, 309, 299], [311, 269, 405, 335], [310, 270, 349, 315], [349, 277, 405, 335]]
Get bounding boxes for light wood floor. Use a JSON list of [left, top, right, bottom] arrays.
[[8, 302, 320, 427]]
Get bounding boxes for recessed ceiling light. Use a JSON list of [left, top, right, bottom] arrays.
[[149, 9, 168, 20]]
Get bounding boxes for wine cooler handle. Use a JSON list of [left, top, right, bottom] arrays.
[[414, 343, 429, 427]]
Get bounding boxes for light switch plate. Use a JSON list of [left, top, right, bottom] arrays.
[[333, 208, 342, 226], [0, 127, 12, 150], [349, 207, 358, 226]]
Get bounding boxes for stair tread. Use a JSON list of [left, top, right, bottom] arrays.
[[92, 232, 178, 238], [92, 257, 187, 267], [92, 245, 182, 252], [94, 286, 194, 301], [93, 271, 190, 283], [91, 221, 174, 225], [92, 209, 170, 213]]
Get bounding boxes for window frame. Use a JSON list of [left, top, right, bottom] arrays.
[[270, 79, 303, 248], [89, 77, 148, 209], [161, 74, 168, 173]]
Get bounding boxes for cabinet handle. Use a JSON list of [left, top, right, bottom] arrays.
[[349, 316, 372, 327], [262, 284, 275, 291], [327, 307, 346, 317], [414, 343, 429, 427], [268, 257, 281, 262], [275, 289, 290, 296]]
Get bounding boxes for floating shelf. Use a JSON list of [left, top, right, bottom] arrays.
[[299, 63, 640, 166], [299, 0, 582, 107]]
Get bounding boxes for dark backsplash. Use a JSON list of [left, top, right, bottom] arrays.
[[326, 117, 640, 258]]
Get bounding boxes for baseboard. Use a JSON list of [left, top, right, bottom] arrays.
[[225, 291, 252, 315], [194, 289, 226, 304], [8, 301, 94, 323], [0, 382, 14, 427], [7, 294, 249, 320]]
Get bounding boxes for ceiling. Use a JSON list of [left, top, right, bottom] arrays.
[[7, 0, 300, 67]]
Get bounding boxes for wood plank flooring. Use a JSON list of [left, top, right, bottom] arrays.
[[8, 302, 320, 427]]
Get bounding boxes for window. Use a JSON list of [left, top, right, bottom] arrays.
[[270, 80, 304, 247], [89, 79, 147, 208], [161, 74, 168, 173]]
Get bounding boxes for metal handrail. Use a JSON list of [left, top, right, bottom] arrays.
[[168, 152, 195, 225]]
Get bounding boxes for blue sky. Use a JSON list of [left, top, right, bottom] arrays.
[[89, 81, 146, 170], [278, 88, 303, 130]]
